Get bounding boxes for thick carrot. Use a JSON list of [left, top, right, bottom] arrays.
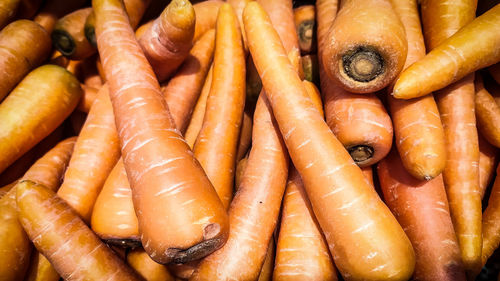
[[475, 75, 500, 147], [393, 3, 500, 99], [139, 0, 195, 82], [302, 54, 319, 87], [52, 8, 96, 60], [24, 251, 60, 281], [0, 137, 76, 281], [0, 0, 20, 29], [244, 3, 415, 280], [378, 149, 467, 281], [481, 163, 500, 270], [193, 0, 222, 42], [191, 93, 289, 281], [489, 63, 500, 84], [184, 65, 213, 148], [78, 84, 100, 113], [0, 19, 51, 102], [91, 159, 141, 247], [33, 0, 86, 33], [387, 0, 447, 181], [274, 168, 338, 281], [0, 65, 81, 174], [479, 133, 498, 199], [127, 248, 175, 281], [94, 0, 228, 264], [236, 107, 253, 161], [162, 29, 215, 133], [57, 85, 121, 223], [16, 180, 142, 280], [294, 5, 316, 55], [321, 0, 407, 94]]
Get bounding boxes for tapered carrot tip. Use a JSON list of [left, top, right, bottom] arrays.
[[166, 0, 195, 30], [84, 11, 96, 47], [342, 47, 384, 83], [348, 145, 374, 164]]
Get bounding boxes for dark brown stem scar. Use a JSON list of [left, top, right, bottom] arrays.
[[342, 46, 384, 82], [52, 30, 76, 56], [168, 238, 223, 264], [348, 145, 374, 163], [298, 20, 314, 43]]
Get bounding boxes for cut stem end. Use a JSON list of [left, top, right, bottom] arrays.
[[342, 47, 384, 82]]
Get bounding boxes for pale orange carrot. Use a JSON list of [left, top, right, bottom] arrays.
[[235, 155, 248, 189], [193, 0, 223, 41], [479, 133, 498, 199], [127, 248, 175, 281], [70, 110, 87, 135], [475, 75, 500, 148], [33, 0, 86, 32]]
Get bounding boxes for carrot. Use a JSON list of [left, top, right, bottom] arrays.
[[91, 159, 141, 247], [361, 166, 374, 187], [479, 133, 498, 199], [236, 107, 253, 161], [257, 238, 275, 281], [191, 93, 289, 281], [393, 3, 500, 99], [127, 248, 175, 281], [162, 29, 215, 133], [303, 80, 324, 117], [294, 5, 316, 55], [167, 261, 200, 280], [0, 20, 51, 102], [244, 3, 415, 280], [378, 149, 466, 281], [184, 65, 213, 148], [193, 0, 222, 42], [15, 0, 44, 20], [0, 0, 21, 29], [489, 63, 500, 84], [0, 137, 76, 281], [274, 168, 338, 281], [193, 3, 245, 209], [139, 0, 196, 82], [481, 163, 500, 270], [94, 0, 229, 264], [16, 180, 142, 280], [387, 0, 446, 181], [235, 156, 248, 189], [135, 20, 153, 39], [321, 0, 407, 94], [302, 54, 319, 87], [33, 0, 86, 33], [57, 85, 121, 223], [475, 75, 500, 148], [0, 181, 17, 198], [78, 84, 100, 113], [227, 0, 251, 51], [52, 8, 96, 60], [24, 251, 60, 281], [0, 65, 81, 174]]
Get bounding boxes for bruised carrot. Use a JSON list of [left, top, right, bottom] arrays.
[[16, 180, 143, 280], [52, 8, 96, 60], [489, 63, 500, 84], [481, 163, 500, 269], [0, 65, 81, 174], [91, 159, 141, 247], [33, 0, 86, 33], [303, 80, 324, 118], [94, 0, 229, 264], [24, 251, 60, 281], [475, 75, 500, 148], [302, 54, 319, 87], [236, 108, 253, 161], [294, 5, 316, 54], [244, 3, 415, 280], [0, 137, 76, 281], [394, 3, 500, 99], [274, 168, 338, 281], [193, 0, 222, 42], [78, 84, 99, 113], [127, 248, 175, 281], [479, 133, 498, 199], [162, 29, 215, 133], [0, 19, 51, 101], [0, 0, 21, 29], [321, 0, 407, 93], [378, 149, 466, 281]]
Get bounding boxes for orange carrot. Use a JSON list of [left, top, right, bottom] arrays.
[[16, 180, 143, 280], [139, 0, 196, 82], [91, 159, 140, 246], [489, 63, 500, 84], [193, 0, 222, 42], [0, 65, 81, 174], [479, 133, 498, 199], [294, 5, 316, 55], [0, 19, 51, 102], [321, 0, 407, 94], [57, 85, 121, 223], [481, 163, 500, 270], [162, 29, 215, 133], [379, 149, 466, 281], [227, 0, 251, 51], [127, 248, 175, 281], [0, 181, 17, 198], [0, 0, 21, 29], [257, 239, 275, 281], [475, 75, 500, 148], [236, 107, 253, 161], [393, 3, 500, 99], [94, 0, 229, 264], [24, 251, 60, 281], [244, 3, 415, 280], [52, 8, 96, 60], [33, 0, 86, 33], [78, 84, 100, 113]]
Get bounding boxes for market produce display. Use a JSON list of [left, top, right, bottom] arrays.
[[1, 0, 500, 280]]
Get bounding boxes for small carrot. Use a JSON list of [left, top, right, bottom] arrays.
[[361, 166, 374, 187], [236, 107, 253, 161], [162, 29, 215, 133], [16, 180, 143, 280], [127, 248, 175, 281], [78, 84, 99, 113], [0, 19, 51, 101], [235, 155, 248, 189], [301, 54, 320, 87], [489, 63, 500, 84], [193, 0, 223, 42], [33, 0, 86, 33], [481, 163, 500, 270], [91, 159, 141, 247], [479, 133, 498, 199], [0, 65, 81, 174], [294, 5, 316, 55], [24, 251, 60, 281], [94, 0, 229, 264], [139, 0, 196, 82], [52, 8, 96, 60], [244, 3, 415, 280], [475, 75, 500, 148], [0, 0, 21, 29], [257, 238, 275, 281]]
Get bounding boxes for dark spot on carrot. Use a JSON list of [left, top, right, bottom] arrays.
[[168, 238, 223, 264], [298, 19, 314, 45], [342, 46, 384, 82], [52, 30, 76, 56], [347, 145, 374, 165]]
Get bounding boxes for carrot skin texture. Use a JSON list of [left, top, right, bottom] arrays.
[[193, 0, 222, 42], [244, 3, 415, 280], [93, 0, 228, 264], [52, 8, 96, 60], [479, 133, 498, 199], [162, 29, 215, 134], [24, 251, 60, 281], [481, 164, 500, 268], [33, 0, 86, 33], [127, 248, 175, 281], [475, 76, 500, 148], [16, 181, 143, 281], [378, 149, 466, 281], [78, 84, 99, 113]]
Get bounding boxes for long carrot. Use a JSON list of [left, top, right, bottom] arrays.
[[52, 8, 96, 60], [387, 0, 446, 181], [193, 0, 222, 42], [0, 19, 51, 102], [94, 0, 228, 264], [139, 0, 195, 82], [481, 163, 500, 270], [162, 29, 215, 133], [475, 75, 500, 147], [33, 0, 86, 32], [0, 137, 76, 281], [0, 65, 81, 174], [378, 149, 466, 281], [479, 133, 498, 199], [0, 0, 20, 29], [24, 251, 60, 281], [91, 159, 141, 247], [193, 3, 246, 209], [393, 3, 500, 99], [244, 3, 415, 280], [127, 248, 175, 281], [294, 5, 316, 55], [16, 180, 143, 280]]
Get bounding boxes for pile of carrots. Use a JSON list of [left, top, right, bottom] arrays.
[[1, 0, 500, 280]]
